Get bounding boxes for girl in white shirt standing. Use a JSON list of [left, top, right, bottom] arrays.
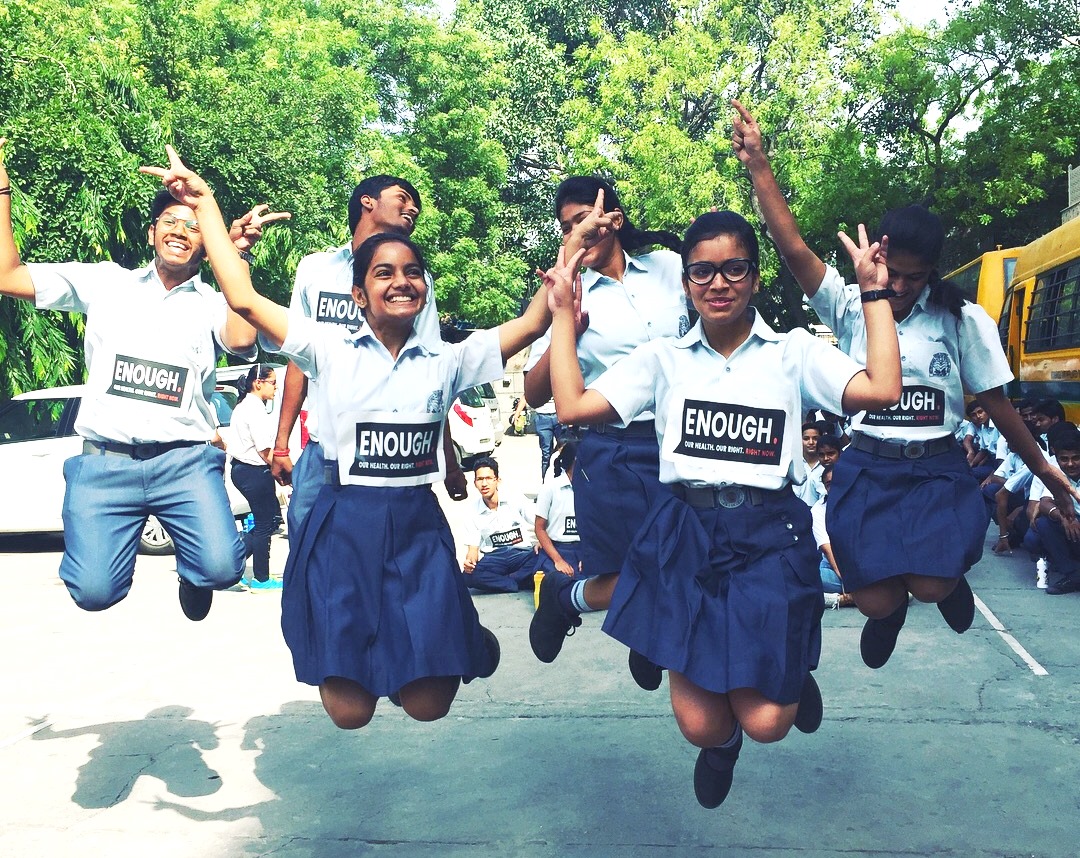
[[229, 363, 282, 590]]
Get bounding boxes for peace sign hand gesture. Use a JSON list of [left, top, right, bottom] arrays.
[[139, 145, 213, 210], [230, 204, 292, 252]]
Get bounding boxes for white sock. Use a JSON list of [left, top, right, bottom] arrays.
[[570, 579, 599, 613]]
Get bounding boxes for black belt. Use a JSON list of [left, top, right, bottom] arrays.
[[83, 439, 207, 460], [590, 420, 655, 438], [848, 432, 955, 460], [674, 483, 787, 510]]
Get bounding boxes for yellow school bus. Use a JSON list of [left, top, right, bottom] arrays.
[[998, 216, 1080, 422], [945, 247, 1021, 324]]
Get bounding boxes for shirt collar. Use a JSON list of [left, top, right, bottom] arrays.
[[140, 262, 204, 294], [350, 317, 444, 357], [580, 251, 650, 291], [673, 307, 780, 351]]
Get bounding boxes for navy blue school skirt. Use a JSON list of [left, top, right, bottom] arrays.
[[826, 441, 986, 590], [281, 482, 491, 695], [574, 430, 672, 576], [535, 541, 589, 577], [602, 487, 823, 705]]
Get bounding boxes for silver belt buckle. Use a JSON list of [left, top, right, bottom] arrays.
[[717, 486, 745, 508], [903, 442, 925, 459]]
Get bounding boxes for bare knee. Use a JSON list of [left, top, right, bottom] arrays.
[[729, 689, 796, 744], [741, 718, 791, 744], [319, 679, 376, 730], [853, 579, 908, 619], [906, 576, 955, 603], [670, 674, 735, 748], [399, 676, 459, 722]]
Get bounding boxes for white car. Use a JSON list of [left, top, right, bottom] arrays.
[[0, 384, 251, 554], [448, 386, 498, 471]]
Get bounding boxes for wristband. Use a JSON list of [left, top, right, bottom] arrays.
[[238, 250, 255, 265], [1049, 506, 1060, 520], [0, 187, 11, 196], [272, 448, 290, 457], [860, 288, 898, 303]]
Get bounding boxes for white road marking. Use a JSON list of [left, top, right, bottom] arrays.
[[973, 593, 1049, 676]]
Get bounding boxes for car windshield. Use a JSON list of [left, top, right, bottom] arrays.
[[477, 382, 495, 399], [458, 387, 486, 408], [211, 389, 237, 426], [0, 397, 71, 444]]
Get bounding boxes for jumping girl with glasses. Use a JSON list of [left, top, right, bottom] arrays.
[[229, 363, 283, 591], [143, 147, 560, 729], [733, 100, 1079, 669], [542, 205, 901, 808]]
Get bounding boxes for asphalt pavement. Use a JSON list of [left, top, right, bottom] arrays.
[[1, 434, 1078, 857]]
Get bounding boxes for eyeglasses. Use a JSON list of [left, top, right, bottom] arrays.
[[259, 377, 277, 386], [684, 258, 756, 286], [158, 214, 201, 233]]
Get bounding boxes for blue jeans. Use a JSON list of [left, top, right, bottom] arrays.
[[819, 554, 843, 594], [534, 411, 565, 479], [286, 439, 325, 538], [60, 444, 244, 611]]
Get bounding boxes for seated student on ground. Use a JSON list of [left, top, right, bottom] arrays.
[[1033, 426, 1080, 595], [1024, 421, 1077, 589], [794, 422, 824, 507], [985, 421, 1042, 553], [534, 442, 588, 580], [815, 433, 844, 469], [964, 400, 1002, 481], [462, 457, 540, 593], [812, 464, 854, 608]]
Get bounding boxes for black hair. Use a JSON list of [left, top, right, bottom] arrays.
[[1017, 398, 1037, 412], [876, 204, 966, 320], [554, 176, 681, 253], [965, 400, 985, 416], [237, 363, 275, 404], [352, 233, 428, 291], [472, 456, 499, 478], [820, 462, 834, 481], [553, 441, 578, 477], [817, 434, 843, 452], [801, 421, 821, 435], [681, 210, 760, 272], [348, 175, 423, 235], [1048, 425, 1080, 456], [1033, 398, 1067, 422], [150, 189, 182, 223], [813, 419, 837, 437]]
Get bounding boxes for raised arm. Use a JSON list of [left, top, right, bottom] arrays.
[[731, 100, 827, 298], [0, 139, 38, 302], [544, 248, 620, 425], [836, 227, 902, 413], [140, 147, 289, 346]]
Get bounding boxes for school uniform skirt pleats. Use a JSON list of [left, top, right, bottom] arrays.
[[281, 482, 490, 695], [826, 442, 986, 590], [603, 488, 823, 705], [574, 430, 672, 576]]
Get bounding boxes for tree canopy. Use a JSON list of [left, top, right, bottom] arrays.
[[1, 0, 1077, 396]]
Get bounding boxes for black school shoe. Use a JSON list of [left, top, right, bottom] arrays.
[[937, 576, 975, 633], [461, 625, 502, 684], [178, 578, 213, 622], [1046, 578, 1080, 595], [694, 727, 743, 809], [859, 598, 909, 669], [628, 649, 663, 691], [793, 672, 823, 734], [529, 574, 581, 663]]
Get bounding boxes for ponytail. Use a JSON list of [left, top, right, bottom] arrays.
[[236, 363, 273, 404], [927, 273, 967, 320], [555, 176, 681, 255]]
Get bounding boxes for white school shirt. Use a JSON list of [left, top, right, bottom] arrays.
[[993, 449, 1026, 482], [955, 419, 973, 444], [1037, 465, 1080, 515], [794, 460, 825, 506], [535, 472, 579, 542], [269, 319, 501, 487], [524, 249, 690, 426], [811, 496, 830, 548], [28, 260, 255, 444], [811, 266, 1012, 441], [228, 393, 276, 466], [289, 245, 440, 442], [973, 422, 1001, 453], [463, 492, 537, 553], [590, 312, 863, 490]]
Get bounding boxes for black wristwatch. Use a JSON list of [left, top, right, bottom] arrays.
[[238, 250, 255, 265], [860, 288, 898, 303]]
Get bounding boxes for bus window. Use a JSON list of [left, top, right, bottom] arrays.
[[1025, 262, 1080, 353]]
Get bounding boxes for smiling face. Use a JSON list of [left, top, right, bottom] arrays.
[[148, 204, 205, 282], [1057, 448, 1080, 481], [884, 248, 933, 321], [352, 241, 428, 329], [802, 427, 820, 459], [363, 185, 419, 236], [682, 233, 759, 335]]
